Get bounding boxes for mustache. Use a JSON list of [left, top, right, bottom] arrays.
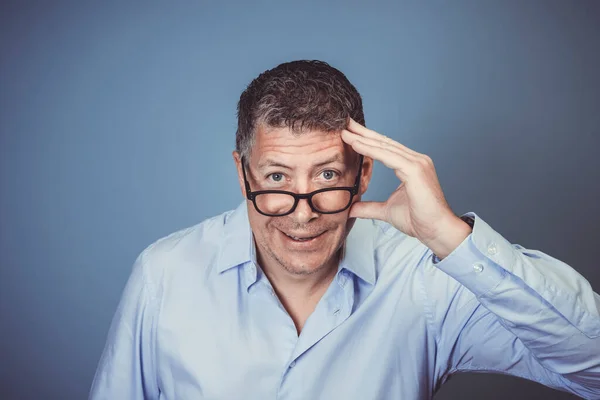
[[274, 222, 336, 235]]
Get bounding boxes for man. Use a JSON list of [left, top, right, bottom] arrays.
[[90, 60, 600, 399]]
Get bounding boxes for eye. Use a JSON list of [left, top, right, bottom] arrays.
[[268, 173, 284, 182], [321, 170, 338, 180]]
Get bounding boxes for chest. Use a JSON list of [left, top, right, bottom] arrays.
[[155, 276, 435, 400]]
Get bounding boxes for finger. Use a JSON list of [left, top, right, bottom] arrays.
[[349, 200, 388, 221], [346, 118, 420, 156], [348, 138, 413, 181], [342, 129, 418, 162], [344, 125, 420, 158], [346, 117, 380, 139]]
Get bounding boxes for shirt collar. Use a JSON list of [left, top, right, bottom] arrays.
[[339, 218, 377, 285], [217, 201, 255, 273], [217, 201, 377, 286]]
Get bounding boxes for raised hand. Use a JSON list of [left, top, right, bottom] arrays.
[[341, 118, 472, 259]]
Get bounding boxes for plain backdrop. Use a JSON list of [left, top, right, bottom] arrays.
[[1, 1, 599, 399]]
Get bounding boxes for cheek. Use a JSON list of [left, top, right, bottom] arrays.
[[247, 208, 272, 238], [247, 209, 288, 245], [320, 216, 351, 246]]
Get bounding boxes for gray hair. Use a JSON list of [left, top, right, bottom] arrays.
[[235, 60, 365, 163]]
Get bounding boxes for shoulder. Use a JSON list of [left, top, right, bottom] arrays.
[[370, 220, 431, 272], [370, 219, 475, 305], [133, 208, 236, 285]]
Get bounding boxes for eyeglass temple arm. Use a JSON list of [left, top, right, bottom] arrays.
[[241, 158, 253, 199]]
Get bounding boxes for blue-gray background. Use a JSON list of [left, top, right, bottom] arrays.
[[1, 1, 599, 399]]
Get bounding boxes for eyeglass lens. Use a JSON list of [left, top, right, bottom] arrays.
[[254, 190, 352, 215]]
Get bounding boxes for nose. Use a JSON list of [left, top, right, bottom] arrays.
[[291, 196, 319, 224]]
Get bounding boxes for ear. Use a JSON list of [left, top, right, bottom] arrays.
[[232, 151, 247, 198], [359, 155, 374, 196]]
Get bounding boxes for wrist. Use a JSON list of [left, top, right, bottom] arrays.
[[426, 216, 473, 261]]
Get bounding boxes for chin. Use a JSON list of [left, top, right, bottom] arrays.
[[276, 239, 341, 276], [278, 256, 332, 276]]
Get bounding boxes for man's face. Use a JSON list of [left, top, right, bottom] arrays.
[[233, 124, 373, 277]]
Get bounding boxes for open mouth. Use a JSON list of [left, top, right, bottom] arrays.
[[281, 230, 325, 242]]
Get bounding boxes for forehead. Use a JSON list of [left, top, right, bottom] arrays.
[[251, 124, 353, 163]]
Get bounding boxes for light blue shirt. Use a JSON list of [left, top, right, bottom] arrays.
[[90, 201, 600, 399]]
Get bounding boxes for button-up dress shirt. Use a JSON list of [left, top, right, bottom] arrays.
[[90, 201, 600, 399]]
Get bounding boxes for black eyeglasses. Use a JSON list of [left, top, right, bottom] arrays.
[[241, 155, 364, 217]]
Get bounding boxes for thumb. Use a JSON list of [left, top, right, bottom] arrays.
[[349, 201, 388, 221]]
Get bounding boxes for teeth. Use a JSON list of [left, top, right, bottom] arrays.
[[286, 234, 315, 241]]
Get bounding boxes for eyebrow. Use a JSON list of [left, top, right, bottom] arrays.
[[257, 153, 344, 170]]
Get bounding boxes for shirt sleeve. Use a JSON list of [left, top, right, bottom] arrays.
[[422, 212, 600, 399], [89, 251, 160, 400]]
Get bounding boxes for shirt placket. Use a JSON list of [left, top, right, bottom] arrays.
[[276, 268, 356, 398]]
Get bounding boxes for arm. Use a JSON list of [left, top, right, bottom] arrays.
[[424, 213, 600, 398], [89, 251, 160, 400], [339, 118, 600, 396]]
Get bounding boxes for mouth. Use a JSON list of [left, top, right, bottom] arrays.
[[280, 230, 326, 244]]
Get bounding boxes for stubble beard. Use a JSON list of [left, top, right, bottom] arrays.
[[259, 232, 344, 277]]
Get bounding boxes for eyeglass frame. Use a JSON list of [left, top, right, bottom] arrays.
[[241, 154, 365, 217]]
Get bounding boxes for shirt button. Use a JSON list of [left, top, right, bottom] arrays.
[[333, 308, 341, 316], [289, 361, 296, 368], [487, 243, 498, 255], [473, 262, 484, 273]]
